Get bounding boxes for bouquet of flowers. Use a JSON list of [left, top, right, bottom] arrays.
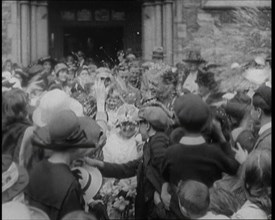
[[100, 177, 137, 219]]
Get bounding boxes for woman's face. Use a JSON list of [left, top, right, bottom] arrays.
[[119, 121, 137, 139], [66, 56, 75, 65], [118, 70, 129, 83], [43, 61, 52, 74], [4, 61, 12, 72], [58, 69, 68, 82], [79, 70, 89, 81], [198, 85, 210, 97], [106, 96, 121, 110]]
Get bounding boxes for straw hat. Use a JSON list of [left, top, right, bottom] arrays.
[[71, 165, 102, 204], [2, 154, 29, 203]]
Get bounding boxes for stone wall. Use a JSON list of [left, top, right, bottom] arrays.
[[172, 0, 271, 69], [2, 1, 14, 63]]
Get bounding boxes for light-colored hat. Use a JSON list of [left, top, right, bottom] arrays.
[[2, 201, 50, 220], [2, 154, 29, 203], [243, 67, 271, 85], [71, 165, 102, 204], [32, 89, 84, 127], [54, 63, 68, 75]]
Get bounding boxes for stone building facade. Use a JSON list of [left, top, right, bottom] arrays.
[[2, 0, 271, 67]]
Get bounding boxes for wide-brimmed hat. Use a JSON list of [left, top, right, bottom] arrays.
[[38, 56, 57, 66], [2, 201, 50, 220], [137, 106, 173, 131], [2, 154, 29, 203], [182, 50, 206, 63], [173, 94, 211, 132], [152, 46, 164, 59], [32, 110, 99, 151], [32, 89, 84, 127], [71, 165, 102, 204]]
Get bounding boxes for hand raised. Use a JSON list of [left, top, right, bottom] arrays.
[[232, 142, 248, 164]]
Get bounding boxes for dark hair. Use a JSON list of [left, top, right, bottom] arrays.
[[242, 149, 271, 215], [85, 58, 96, 66], [169, 127, 185, 144], [196, 71, 218, 92], [177, 180, 210, 218], [2, 59, 13, 71], [252, 93, 271, 115], [62, 210, 98, 220], [2, 89, 29, 128], [209, 187, 240, 216]]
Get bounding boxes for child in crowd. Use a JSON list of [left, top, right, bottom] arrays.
[[177, 180, 229, 219], [160, 94, 247, 218], [231, 149, 271, 219]]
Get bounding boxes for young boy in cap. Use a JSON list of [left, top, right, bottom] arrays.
[[85, 106, 174, 219], [160, 94, 246, 218]]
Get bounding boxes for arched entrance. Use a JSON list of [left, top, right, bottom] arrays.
[[48, 1, 142, 64]]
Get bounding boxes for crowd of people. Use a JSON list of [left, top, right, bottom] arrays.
[[2, 46, 271, 220]]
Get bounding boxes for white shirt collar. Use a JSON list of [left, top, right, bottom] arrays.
[[258, 122, 271, 135], [179, 136, 206, 145]]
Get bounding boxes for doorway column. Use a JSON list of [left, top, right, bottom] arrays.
[[142, 1, 155, 61], [30, 1, 38, 61], [36, 1, 49, 59], [20, 1, 31, 66], [154, 1, 162, 47], [163, 0, 173, 65]]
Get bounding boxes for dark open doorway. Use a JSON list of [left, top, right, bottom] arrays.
[[64, 27, 123, 66]]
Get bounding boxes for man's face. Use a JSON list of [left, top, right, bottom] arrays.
[[186, 62, 199, 72], [139, 120, 148, 141], [250, 105, 261, 121]]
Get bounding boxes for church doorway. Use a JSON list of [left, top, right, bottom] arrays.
[[63, 27, 123, 66]]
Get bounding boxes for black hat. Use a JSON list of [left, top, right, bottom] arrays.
[[32, 110, 102, 151], [182, 50, 206, 63], [173, 94, 211, 132]]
